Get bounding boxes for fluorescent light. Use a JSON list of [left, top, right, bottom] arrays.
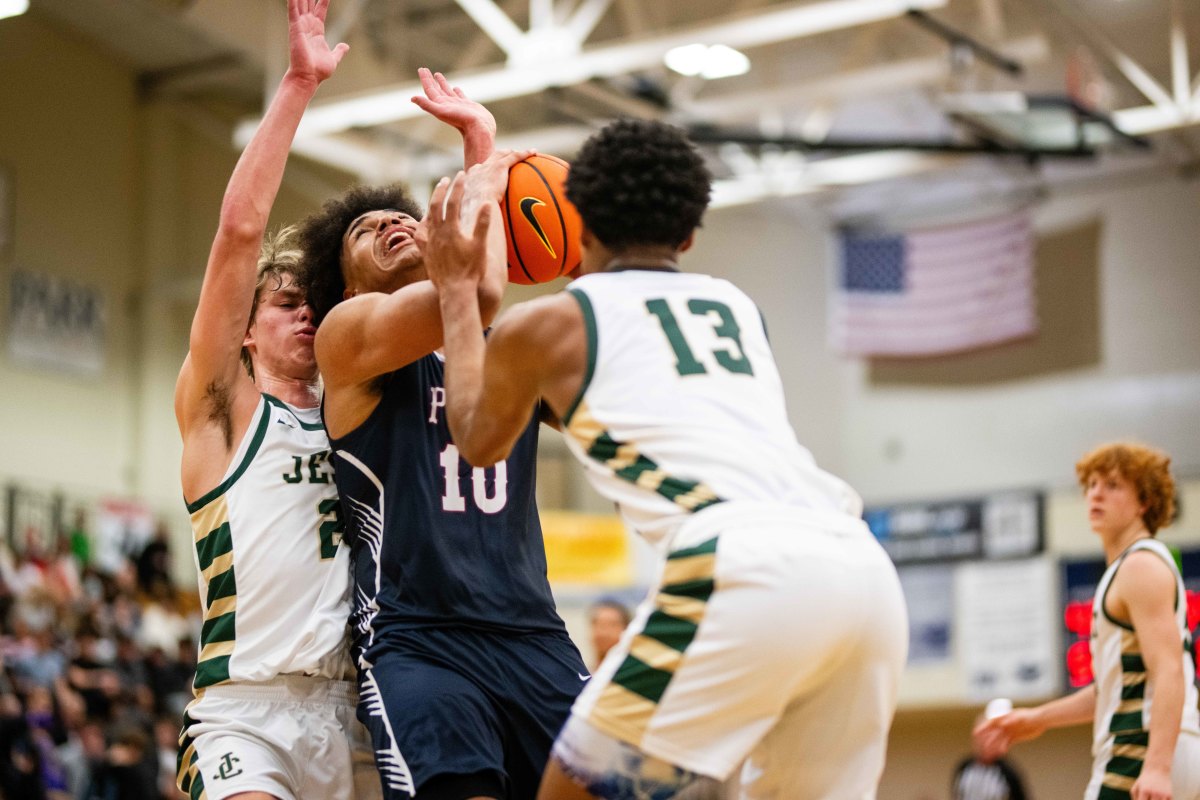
[[664, 43, 709, 77], [940, 92, 1029, 114], [0, 0, 29, 21], [665, 44, 750, 79]]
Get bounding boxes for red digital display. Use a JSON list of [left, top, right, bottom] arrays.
[[1064, 591, 1200, 687]]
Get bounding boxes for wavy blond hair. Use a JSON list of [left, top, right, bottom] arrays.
[[241, 226, 303, 379]]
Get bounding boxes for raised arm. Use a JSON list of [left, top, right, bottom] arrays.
[[421, 174, 585, 466], [176, 0, 348, 432], [411, 68, 496, 167]]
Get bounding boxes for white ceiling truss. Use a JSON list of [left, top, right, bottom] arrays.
[[29, 0, 1200, 213]]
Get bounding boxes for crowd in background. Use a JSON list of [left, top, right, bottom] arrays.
[[0, 512, 198, 800]]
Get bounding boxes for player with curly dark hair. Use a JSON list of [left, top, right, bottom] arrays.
[[297, 184, 423, 326], [421, 118, 908, 799], [300, 72, 587, 800], [563, 118, 711, 253]]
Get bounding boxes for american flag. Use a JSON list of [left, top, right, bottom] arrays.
[[830, 213, 1037, 357]]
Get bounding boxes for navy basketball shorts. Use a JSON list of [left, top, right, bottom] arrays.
[[355, 626, 588, 799]]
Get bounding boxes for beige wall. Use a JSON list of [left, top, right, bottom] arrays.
[[0, 14, 141, 497], [0, 12, 355, 580], [687, 180, 1200, 501]]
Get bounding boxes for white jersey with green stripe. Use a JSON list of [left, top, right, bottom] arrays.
[[185, 394, 352, 689], [1090, 538, 1199, 755], [563, 269, 862, 548]]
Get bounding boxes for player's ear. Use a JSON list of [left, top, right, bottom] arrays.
[[579, 226, 597, 249], [678, 231, 696, 254]]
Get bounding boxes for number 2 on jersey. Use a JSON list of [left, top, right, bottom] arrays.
[[646, 298, 754, 376], [316, 498, 343, 560]]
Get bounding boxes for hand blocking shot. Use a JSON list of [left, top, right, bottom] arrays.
[[421, 119, 910, 800]]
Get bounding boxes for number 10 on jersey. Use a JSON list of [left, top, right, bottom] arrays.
[[439, 444, 508, 514]]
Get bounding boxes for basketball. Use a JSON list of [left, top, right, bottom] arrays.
[[502, 154, 584, 284]]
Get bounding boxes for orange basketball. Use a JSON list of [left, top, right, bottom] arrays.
[[502, 154, 583, 284]]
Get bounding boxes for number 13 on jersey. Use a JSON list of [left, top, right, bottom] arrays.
[[646, 297, 755, 377]]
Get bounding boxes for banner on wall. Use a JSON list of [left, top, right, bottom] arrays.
[[958, 557, 1060, 701], [897, 563, 955, 664], [541, 511, 633, 588], [7, 269, 107, 375], [865, 490, 1043, 564]]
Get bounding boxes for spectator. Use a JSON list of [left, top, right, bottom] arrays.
[[0, 508, 199, 798], [80, 723, 157, 800], [134, 523, 172, 599], [587, 597, 632, 670], [66, 511, 91, 570]]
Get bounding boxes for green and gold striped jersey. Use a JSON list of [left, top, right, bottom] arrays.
[[1090, 538, 1199, 759], [186, 394, 352, 689], [563, 269, 862, 548]]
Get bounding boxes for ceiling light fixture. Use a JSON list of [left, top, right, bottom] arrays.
[[665, 44, 751, 80], [238, 0, 948, 144], [0, 0, 29, 21]]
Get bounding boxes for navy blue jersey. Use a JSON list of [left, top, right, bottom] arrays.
[[329, 353, 565, 658]]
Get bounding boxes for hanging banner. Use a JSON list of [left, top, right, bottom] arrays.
[[958, 557, 1059, 701], [7, 269, 107, 376], [541, 510, 633, 588], [865, 490, 1043, 564]]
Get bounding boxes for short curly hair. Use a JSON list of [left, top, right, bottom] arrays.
[[565, 118, 711, 253], [1076, 442, 1177, 534], [296, 183, 423, 325]]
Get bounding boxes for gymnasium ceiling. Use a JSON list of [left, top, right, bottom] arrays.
[[28, 0, 1200, 219]]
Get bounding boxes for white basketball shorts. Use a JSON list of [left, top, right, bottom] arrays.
[[177, 674, 380, 800], [554, 501, 909, 800]]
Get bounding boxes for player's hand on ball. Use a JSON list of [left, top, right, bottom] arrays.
[[465, 149, 536, 205], [419, 173, 495, 292]]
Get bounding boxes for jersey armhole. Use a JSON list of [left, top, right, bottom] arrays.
[[326, 370, 396, 449], [1101, 542, 1180, 631], [562, 288, 597, 427], [185, 396, 271, 513]]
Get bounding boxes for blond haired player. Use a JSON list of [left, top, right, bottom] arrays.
[[976, 443, 1200, 800], [419, 118, 909, 799], [172, 2, 374, 798]]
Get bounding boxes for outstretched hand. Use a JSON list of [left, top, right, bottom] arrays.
[[411, 68, 497, 138], [418, 173, 496, 293], [972, 709, 1046, 762], [464, 148, 536, 206], [287, 0, 350, 86]]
